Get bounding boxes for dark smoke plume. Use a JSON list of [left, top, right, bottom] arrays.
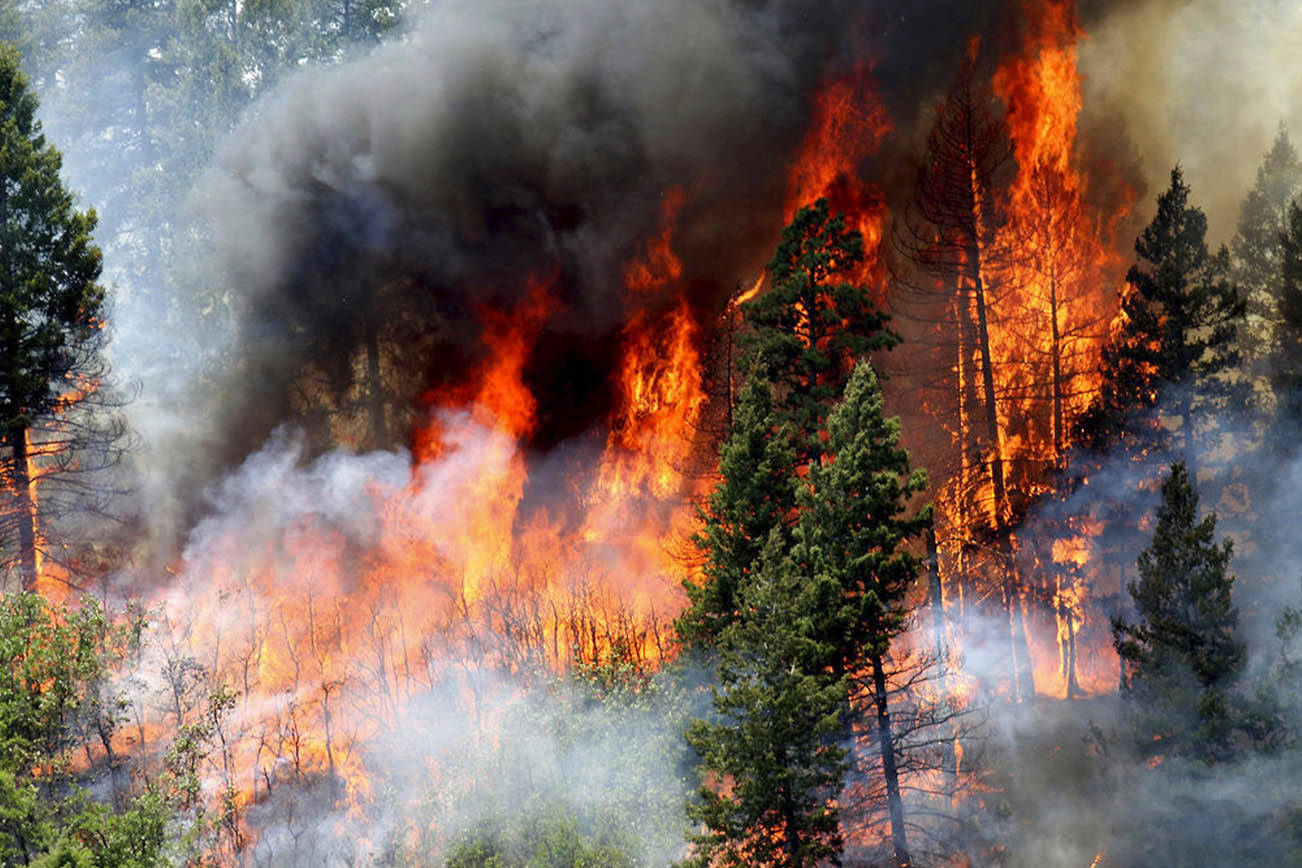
[[181, 0, 1042, 484], [195, 0, 819, 467]]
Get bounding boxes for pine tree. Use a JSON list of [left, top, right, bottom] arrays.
[[1069, 169, 1245, 615], [793, 361, 930, 867], [681, 531, 848, 868], [1231, 126, 1301, 384], [1273, 200, 1302, 447], [0, 45, 104, 588], [1113, 462, 1245, 762], [892, 61, 1039, 700], [739, 197, 896, 465], [792, 363, 930, 679], [681, 363, 930, 868], [677, 379, 797, 649], [1076, 166, 1245, 476], [894, 58, 1017, 531]]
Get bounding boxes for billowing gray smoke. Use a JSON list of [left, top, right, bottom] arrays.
[[176, 0, 1026, 496], [191, 0, 828, 470]]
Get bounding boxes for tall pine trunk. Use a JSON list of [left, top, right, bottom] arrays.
[[1182, 391, 1197, 482], [1049, 269, 1066, 463], [926, 526, 958, 789], [871, 652, 910, 868], [926, 526, 947, 687], [965, 238, 1034, 700], [967, 249, 1008, 523], [8, 426, 37, 590]]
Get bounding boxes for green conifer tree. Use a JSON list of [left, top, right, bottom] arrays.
[[739, 198, 897, 465], [796, 362, 931, 679], [1076, 167, 1245, 476], [1113, 462, 1245, 762], [677, 380, 797, 649], [1231, 126, 1302, 385], [793, 361, 929, 867], [680, 530, 848, 868], [681, 363, 930, 868], [1273, 200, 1302, 446], [0, 44, 104, 588]]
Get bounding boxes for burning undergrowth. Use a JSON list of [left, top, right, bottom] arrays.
[[16, 0, 1298, 864], [137, 418, 707, 864]]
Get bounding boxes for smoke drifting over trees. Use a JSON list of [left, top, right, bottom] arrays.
[[1, 0, 1302, 866]]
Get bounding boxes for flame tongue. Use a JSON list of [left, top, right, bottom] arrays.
[[785, 64, 891, 300], [151, 175, 711, 827]]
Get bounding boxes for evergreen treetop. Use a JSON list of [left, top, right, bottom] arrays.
[[0, 41, 103, 431], [680, 530, 848, 868], [1076, 166, 1244, 465], [1232, 125, 1301, 304], [0, 41, 106, 585], [739, 198, 897, 464], [1273, 200, 1302, 442], [681, 362, 930, 868], [795, 361, 931, 670]]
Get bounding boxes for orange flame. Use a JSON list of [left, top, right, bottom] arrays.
[[785, 64, 891, 300], [143, 188, 708, 837]]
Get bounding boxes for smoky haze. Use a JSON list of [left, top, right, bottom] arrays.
[[13, 0, 1302, 863], [1077, 0, 1302, 242], [26, 0, 1298, 553]]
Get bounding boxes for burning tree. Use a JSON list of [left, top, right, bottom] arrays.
[[894, 59, 1042, 700], [0, 45, 107, 590], [896, 60, 1016, 534]]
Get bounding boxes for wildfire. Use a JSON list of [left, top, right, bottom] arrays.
[[92, 0, 1149, 857], [924, 0, 1128, 702], [139, 176, 714, 832], [786, 64, 891, 299], [992, 0, 1114, 472]]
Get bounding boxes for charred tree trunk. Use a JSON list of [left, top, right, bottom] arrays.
[[956, 293, 981, 519], [902, 63, 1030, 701], [926, 526, 958, 790], [1003, 531, 1036, 702], [8, 426, 37, 590], [968, 243, 1034, 699], [926, 525, 947, 686], [1049, 270, 1066, 463], [964, 163, 1036, 700], [1000, 566, 1024, 700], [1182, 393, 1197, 483], [872, 652, 910, 868], [1063, 595, 1082, 698], [968, 248, 1008, 526], [782, 786, 804, 867]]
